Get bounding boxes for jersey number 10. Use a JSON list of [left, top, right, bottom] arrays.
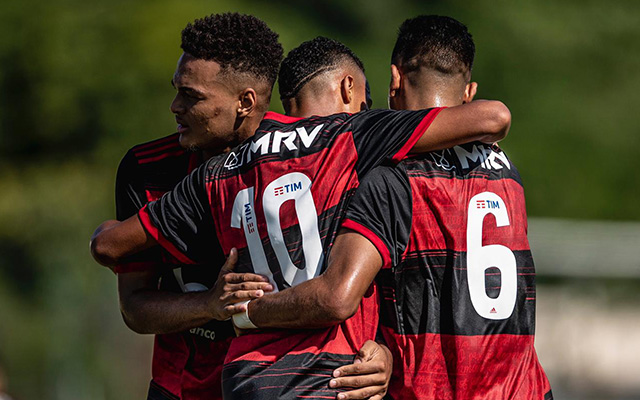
[[231, 172, 323, 292]]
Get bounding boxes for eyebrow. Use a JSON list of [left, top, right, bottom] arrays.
[[171, 81, 206, 97]]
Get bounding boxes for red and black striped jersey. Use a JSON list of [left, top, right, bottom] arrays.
[[138, 109, 443, 399], [115, 133, 233, 400], [343, 142, 552, 400]]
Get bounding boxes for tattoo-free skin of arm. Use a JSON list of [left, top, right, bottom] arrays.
[[90, 216, 156, 267], [247, 229, 383, 329], [412, 100, 511, 152]]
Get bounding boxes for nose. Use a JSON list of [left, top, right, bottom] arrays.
[[170, 94, 184, 115]]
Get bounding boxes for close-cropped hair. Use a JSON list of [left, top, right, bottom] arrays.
[[181, 13, 283, 87], [391, 15, 475, 79], [278, 36, 365, 100]]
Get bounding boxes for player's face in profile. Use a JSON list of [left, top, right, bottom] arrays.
[[170, 53, 239, 152]]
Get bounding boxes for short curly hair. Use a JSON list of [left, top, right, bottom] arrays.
[[392, 15, 475, 80], [278, 36, 365, 100], [181, 13, 283, 87]]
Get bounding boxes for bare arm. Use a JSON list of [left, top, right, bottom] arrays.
[[246, 229, 383, 329], [118, 249, 274, 333], [118, 269, 216, 334], [91, 216, 156, 267], [413, 100, 511, 152]]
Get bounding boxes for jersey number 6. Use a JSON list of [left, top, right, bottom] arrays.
[[466, 192, 517, 320]]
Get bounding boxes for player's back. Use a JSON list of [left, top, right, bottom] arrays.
[[377, 142, 552, 399], [204, 109, 440, 399]]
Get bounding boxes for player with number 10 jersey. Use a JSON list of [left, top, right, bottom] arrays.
[[138, 107, 443, 398]]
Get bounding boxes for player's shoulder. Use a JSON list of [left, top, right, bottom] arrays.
[[401, 141, 523, 186], [126, 133, 184, 163], [117, 133, 195, 186], [358, 163, 411, 196], [260, 111, 352, 130]]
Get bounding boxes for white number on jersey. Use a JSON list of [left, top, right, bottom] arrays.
[[231, 172, 323, 291], [466, 192, 517, 320]]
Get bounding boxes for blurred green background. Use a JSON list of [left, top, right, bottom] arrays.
[[0, 0, 639, 399]]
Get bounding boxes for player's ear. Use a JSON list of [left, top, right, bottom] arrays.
[[389, 64, 402, 98], [237, 88, 257, 117], [463, 82, 478, 103], [340, 75, 354, 105]]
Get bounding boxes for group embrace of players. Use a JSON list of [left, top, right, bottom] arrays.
[[90, 12, 553, 400]]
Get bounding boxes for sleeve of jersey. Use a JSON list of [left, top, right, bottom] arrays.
[[138, 162, 215, 266], [341, 165, 412, 269], [350, 107, 444, 175], [114, 150, 164, 273]]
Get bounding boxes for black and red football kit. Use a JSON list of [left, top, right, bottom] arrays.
[[137, 109, 444, 399], [116, 133, 234, 400], [342, 143, 552, 400]]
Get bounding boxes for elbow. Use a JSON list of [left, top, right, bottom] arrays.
[[119, 308, 151, 334], [90, 230, 119, 267], [485, 101, 511, 143], [322, 290, 360, 323]]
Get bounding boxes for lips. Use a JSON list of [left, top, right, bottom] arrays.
[[176, 118, 189, 134], [177, 124, 189, 134]]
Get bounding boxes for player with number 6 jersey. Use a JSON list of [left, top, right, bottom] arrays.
[[340, 16, 551, 399]]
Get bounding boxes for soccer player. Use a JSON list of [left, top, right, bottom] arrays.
[[247, 16, 552, 399], [113, 13, 281, 400], [91, 36, 511, 400], [358, 17, 552, 398]]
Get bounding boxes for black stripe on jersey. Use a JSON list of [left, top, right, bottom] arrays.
[[544, 389, 554, 400], [222, 352, 352, 400], [377, 249, 536, 336]]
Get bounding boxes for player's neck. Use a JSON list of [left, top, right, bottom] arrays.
[[399, 88, 463, 110], [286, 99, 349, 118]]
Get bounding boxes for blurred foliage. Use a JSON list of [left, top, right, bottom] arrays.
[[0, 0, 638, 398]]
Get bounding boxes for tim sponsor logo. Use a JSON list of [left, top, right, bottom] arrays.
[[225, 124, 324, 170], [476, 199, 500, 209], [243, 203, 256, 233], [190, 327, 216, 341], [274, 181, 302, 196]]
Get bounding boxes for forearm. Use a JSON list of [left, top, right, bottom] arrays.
[[247, 231, 382, 330], [414, 100, 511, 152], [120, 288, 215, 334], [248, 274, 350, 329]]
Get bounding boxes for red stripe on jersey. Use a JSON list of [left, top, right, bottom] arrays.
[[342, 218, 391, 269], [138, 204, 196, 265], [381, 326, 552, 400], [138, 149, 188, 164], [407, 176, 530, 253], [133, 141, 182, 158], [264, 111, 305, 124], [392, 107, 445, 162], [132, 133, 180, 152]]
